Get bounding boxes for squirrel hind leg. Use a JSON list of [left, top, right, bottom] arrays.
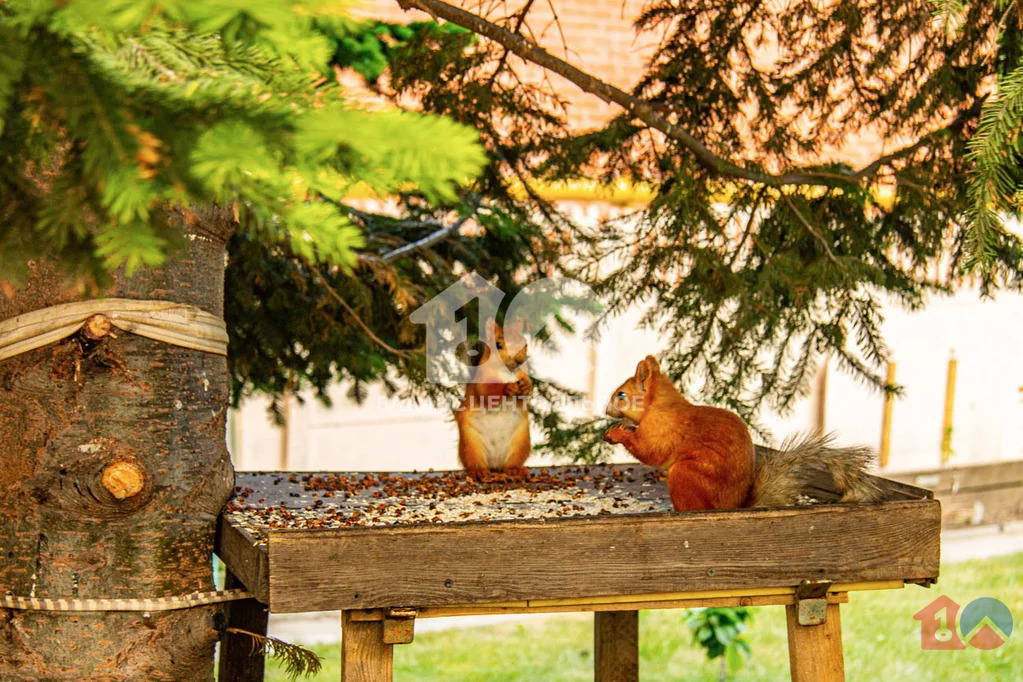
[[501, 419, 531, 470]]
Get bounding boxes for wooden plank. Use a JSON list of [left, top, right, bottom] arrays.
[[532, 586, 797, 607], [218, 571, 269, 682], [889, 460, 1023, 494], [786, 602, 845, 682], [341, 610, 393, 682], [356, 593, 851, 621], [367, 592, 851, 619], [594, 611, 639, 682], [215, 514, 270, 604], [528, 580, 902, 608], [355, 581, 895, 617], [266, 500, 940, 613], [886, 461, 1023, 528]]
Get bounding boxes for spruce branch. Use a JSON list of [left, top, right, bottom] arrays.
[[965, 64, 1023, 274], [782, 194, 840, 265], [225, 627, 322, 679], [395, 0, 978, 189], [484, 0, 538, 88], [311, 267, 421, 356]]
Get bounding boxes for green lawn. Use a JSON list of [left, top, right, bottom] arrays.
[[266, 552, 1023, 681]]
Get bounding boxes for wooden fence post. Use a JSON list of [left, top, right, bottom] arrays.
[[879, 361, 896, 469], [941, 351, 957, 464], [812, 358, 829, 435]]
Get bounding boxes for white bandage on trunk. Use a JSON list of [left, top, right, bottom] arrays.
[[0, 298, 229, 361]]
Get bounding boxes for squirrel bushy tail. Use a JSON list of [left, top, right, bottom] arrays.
[[751, 433, 885, 508]]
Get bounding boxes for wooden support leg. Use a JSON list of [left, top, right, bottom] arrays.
[[594, 610, 639, 682], [786, 603, 845, 682], [218, 571, 269, 682], [342, 610, 394, 682]]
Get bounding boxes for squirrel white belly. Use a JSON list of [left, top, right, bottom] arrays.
[[455, 319, 532, 477]]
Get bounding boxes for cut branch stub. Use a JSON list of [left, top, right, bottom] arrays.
[[82, 314, 113, 341], [101, 460, 145, 500]]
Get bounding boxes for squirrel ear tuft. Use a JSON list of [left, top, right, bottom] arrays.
[[506, 317, 525, 336], [484, 318, 497, 343], [634, 355, 661, 385]]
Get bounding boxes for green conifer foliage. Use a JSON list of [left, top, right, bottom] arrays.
[[0, 0, 486, 283]]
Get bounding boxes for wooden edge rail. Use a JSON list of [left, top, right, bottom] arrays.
[[343, 580, 904, 620], [263, 498, 941, 612], [215, 515, 270, 604]]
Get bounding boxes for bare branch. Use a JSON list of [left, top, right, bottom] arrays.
[[485, 0, 537, 88], [340, 203, 446, 232], [380, 212, 475, 262], [345, 194, 481, 263]]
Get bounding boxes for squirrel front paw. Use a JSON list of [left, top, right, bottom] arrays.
[[503, 372, 532, 397], [603, 423, 631, 444]]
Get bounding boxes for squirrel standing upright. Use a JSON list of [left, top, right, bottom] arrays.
[[603, 355, 883, 511], [455, 318, 532, 478]]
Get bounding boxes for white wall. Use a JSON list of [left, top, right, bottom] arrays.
[[813, 289, 1023, 472]]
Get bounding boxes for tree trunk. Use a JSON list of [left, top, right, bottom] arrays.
[[0, 209, 236, 680]]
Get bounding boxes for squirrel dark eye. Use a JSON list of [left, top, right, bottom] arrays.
[[616, 391, 627, 401], [496, 342, 504, 350]]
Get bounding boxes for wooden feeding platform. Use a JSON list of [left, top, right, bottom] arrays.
[[215, 465, 941, 681]]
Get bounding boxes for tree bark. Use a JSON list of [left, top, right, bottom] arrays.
[[0, 208, 236, 680]]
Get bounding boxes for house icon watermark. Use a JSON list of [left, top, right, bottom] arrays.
[[409, 272, 600, 386], [913, 595, 1013, 650]]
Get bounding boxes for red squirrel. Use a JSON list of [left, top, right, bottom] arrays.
[[455, 319, 532, 477], [604, 355, 883, 511]]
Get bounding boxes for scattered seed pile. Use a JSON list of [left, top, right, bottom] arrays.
[[223, 465, 674, 544]]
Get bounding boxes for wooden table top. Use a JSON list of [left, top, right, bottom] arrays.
[[216, 465, 940, 613], [223, 465, 677, 540]]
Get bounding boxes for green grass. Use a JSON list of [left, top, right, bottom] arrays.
[[266, 552, 1023, 681]]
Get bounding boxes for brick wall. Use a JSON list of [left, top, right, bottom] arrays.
[[357, 0, 655, 132], [355, 0, 893, 166]]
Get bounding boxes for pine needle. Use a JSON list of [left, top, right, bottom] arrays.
[[226, 627, 322, 679]]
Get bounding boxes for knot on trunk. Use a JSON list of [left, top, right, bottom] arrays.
[[28, 439, 157, 518], [82, 314, 114, 341], [102, 460, 145, 499]]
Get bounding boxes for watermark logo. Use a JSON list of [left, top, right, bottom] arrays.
[[409, 272, 600, 385], [960, 598, 1014, 650], [913, 595, 1013, 650]]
